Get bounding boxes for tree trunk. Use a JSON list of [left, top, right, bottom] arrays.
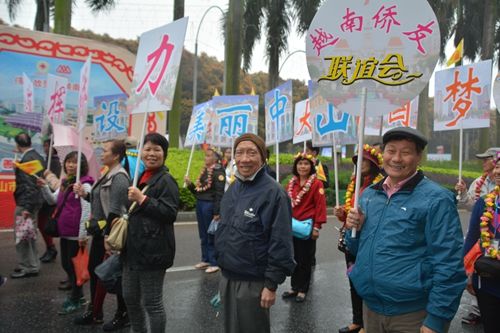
[[53, 0, 72, 35], [479, 0, 495, 150], [268, 50, 279, 90], [224, 0, 243, 94], [417, 83, 430, 162], [168, 0, 185, 148], [34, 0, 45, 31]]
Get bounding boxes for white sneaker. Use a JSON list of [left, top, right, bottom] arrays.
[[194, 262, 210, 269], [205, 266, 220, 274]]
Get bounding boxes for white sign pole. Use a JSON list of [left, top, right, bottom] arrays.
[[184, 143, 196, 188], [457, 123, 464, 200], [352, 87, 368, 238], [133, 107, 149, 188], [275, 121, 280, 182], [47, 134, 54, 173], [303, 140, 307, 154], [332, 134, 340, 207]]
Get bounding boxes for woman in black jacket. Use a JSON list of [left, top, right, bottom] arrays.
[[185, 147, 225, 273], [124, 133, 179, 333]]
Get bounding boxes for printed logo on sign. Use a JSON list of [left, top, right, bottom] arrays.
[[56, 65, 72, 75], [1, 158, 14, 171], [244, 208, 256, 219]]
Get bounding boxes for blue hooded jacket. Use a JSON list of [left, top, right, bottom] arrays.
[[346, 171, 466, 333]]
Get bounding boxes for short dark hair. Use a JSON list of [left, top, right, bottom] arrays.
[[382, 136, 424, 154], [143, 133, 169, 162], [63, 151, 88, 177], [292, 157, 316, 177], [306, 142, 320, 155], [105, 139, 127, 162], [15, 132, 31, 148]]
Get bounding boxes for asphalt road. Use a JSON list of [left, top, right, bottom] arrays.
[[0, 210, 484, 333]]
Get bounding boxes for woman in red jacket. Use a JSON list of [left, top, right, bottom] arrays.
[[334, 144, 383, 333], [282, 152, 327, 303]]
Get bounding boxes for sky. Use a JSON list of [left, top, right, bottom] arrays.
[[0, 0, 310, 83]]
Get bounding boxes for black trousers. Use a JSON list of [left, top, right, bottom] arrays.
[[291, 237, 313, 293], [60, 238, 83, 301], [345, 252, 363, 326], [475, 287, 500, 333]]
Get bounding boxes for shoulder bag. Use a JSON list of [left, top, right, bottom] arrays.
[[292, 217, 313, 240]]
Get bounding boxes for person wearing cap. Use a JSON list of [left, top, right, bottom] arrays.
[[214, 133, 295, 333], [185, 147, 226, 273], [345, 127, 466, 333], [462, 152, 500, 333], [334, 144, 384, 333], [455, 147, 500, 211]]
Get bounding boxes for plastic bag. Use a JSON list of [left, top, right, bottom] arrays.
[[15, 215, 37, 245], [207, 219, 219, 235], [95, 254, 122, 294], [72, 247, 90, 286]]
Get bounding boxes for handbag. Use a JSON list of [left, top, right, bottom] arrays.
[[72, 247, 90, 286], [474, 255, 500, 280], [106, 185, 149, 251], [292, 217, 313, 239], [44, 187, 73, 237], [95, 254, 122, 294], [14, 215, 37, 245], [337, 227, 348, 254]]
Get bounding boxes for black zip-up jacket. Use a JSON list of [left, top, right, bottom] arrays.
[[14, 149, 45, 213], [215, 167, 296, 290], [187, 164, 225, 215], [124, 166, 179, 271]]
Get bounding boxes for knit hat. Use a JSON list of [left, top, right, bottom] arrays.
[[234, 133, 266, 162]]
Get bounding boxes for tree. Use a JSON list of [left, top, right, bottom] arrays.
[[241, 0, 321, 90], [54, 0, 117, 35], [168, 0, 184, 148], [224, 0, 244, 94], [5, 0, 49, 31]]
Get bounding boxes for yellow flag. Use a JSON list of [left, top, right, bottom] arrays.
[[15, 160, 43, 176], [250, 87, 256, 95], [213, 88, 220, 96], [316, 161, 326, 182], [446, 39, 464, 67]]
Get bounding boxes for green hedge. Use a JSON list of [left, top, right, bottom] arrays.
[[166, 149, 482, 210]]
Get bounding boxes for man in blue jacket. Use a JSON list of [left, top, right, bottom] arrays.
[[215, 133, 295, 333], [345, 127, 466, 333]]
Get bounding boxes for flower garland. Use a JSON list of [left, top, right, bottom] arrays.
[[344, 174, 384, 214], [363, 144, 384, 166], [195, 166, 214, 192], [287, 174, 317, 208], [474, 173, 488, 201], [480, 185, 500, 258]]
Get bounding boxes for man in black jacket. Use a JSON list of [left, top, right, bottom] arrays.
[[11, 132, 45, 278], [215, 133, 295, 333]]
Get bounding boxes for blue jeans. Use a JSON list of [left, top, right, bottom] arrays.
[[196, 200, 216, 266]]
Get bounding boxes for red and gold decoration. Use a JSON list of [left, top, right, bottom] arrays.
[[287, 174, 317, 208], [474, 173, 488, 201], [195, 166, 214, 192], [480, 186, 500, 258]]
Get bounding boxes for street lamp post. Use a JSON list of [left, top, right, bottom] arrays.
[[278, 49, 306, 76], [193, 5, 225, 108]]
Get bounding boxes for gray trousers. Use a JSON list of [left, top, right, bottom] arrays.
[[14, 206, 40, 273], [363, 303, 449, 333], [219, 276, 270, 333], [122, 264, 166, 333]]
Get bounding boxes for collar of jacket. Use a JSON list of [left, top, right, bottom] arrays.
[[234, 164, 266, 183], [141, 165, 168, 186], [372, 169, 424, 193]]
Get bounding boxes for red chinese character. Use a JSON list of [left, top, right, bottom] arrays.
[[47, 83, 66, 123], [372, 5, 401, 33], [402, 21, 435, 55], [25, 88, 33, 113], [296, 100, 312, 135], [309, 28, 340, 56], [147, 113, 157, 132], [388, 102, 411, 127], [15, 77, 22, 85], [79, 74, 88, 111], [136, 34, 175, 96], [444, 67, 482, 127], [340, 8, 363, 32]]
